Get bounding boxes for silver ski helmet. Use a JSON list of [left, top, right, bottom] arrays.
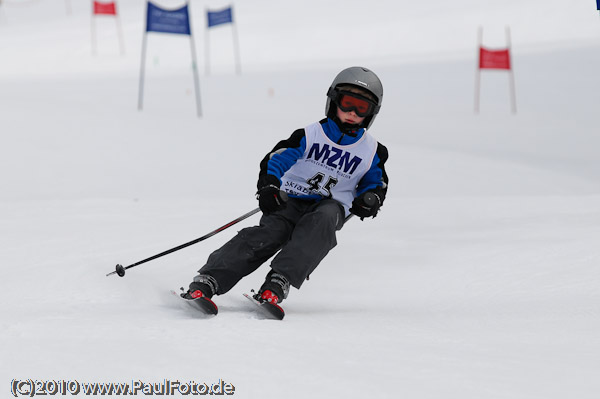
[[326, 66, 383, 130]]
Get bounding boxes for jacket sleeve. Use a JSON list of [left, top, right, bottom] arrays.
[[355, 142, 389, 203], [257, 129, 307, 189]]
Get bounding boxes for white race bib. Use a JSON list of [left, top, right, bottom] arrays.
[[280, 122, 378, 215]]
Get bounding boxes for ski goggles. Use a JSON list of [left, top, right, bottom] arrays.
[[334, 91, 376, 117]]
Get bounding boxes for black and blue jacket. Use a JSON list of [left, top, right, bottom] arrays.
[[258, 118, 388, 204]]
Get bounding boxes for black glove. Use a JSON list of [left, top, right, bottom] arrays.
[[350, 191, 382, 219], [257, 175, 287, 215]]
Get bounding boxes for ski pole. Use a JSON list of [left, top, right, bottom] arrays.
[[107, 206, 261, 278], [108, 192, 289, 278]]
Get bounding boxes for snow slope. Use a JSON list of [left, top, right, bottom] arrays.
[[1, 1, 599, 398]]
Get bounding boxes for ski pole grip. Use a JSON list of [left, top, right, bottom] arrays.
[[363, 192, 377, 207], [279, 190, 289, 203]]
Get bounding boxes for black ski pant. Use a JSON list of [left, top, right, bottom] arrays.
[[197, 198, 345, 294]]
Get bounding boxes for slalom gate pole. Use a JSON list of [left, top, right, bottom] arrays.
[[107, 207, 261, 277]]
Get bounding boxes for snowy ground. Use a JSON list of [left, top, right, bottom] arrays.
[[1, 1, 600, 398]]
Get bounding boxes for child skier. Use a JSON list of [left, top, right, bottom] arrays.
[[183, 66, 389, 310]]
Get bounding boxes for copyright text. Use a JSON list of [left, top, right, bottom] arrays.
[[10, 379, 236, 397]]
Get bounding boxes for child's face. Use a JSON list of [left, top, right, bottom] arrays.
[[336, 106, 366, 126]]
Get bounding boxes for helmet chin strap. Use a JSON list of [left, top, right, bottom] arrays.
[[331, 116, 362, 144], [332, 116, 360, 135]]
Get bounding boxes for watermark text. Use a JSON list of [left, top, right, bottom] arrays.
[[10, 379, 235, 397]]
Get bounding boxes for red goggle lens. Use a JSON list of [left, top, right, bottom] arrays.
[[336, 92, 375, 117]]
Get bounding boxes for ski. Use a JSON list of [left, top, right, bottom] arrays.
[[243, 292, 285, 320], [169, 289, 284, 319], [171, 289, 218, 315]]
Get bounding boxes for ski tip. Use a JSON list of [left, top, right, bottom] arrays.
[[173, 289, 218, 316], [243, 293, 285, 320], [204, 297, 219, 315]]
